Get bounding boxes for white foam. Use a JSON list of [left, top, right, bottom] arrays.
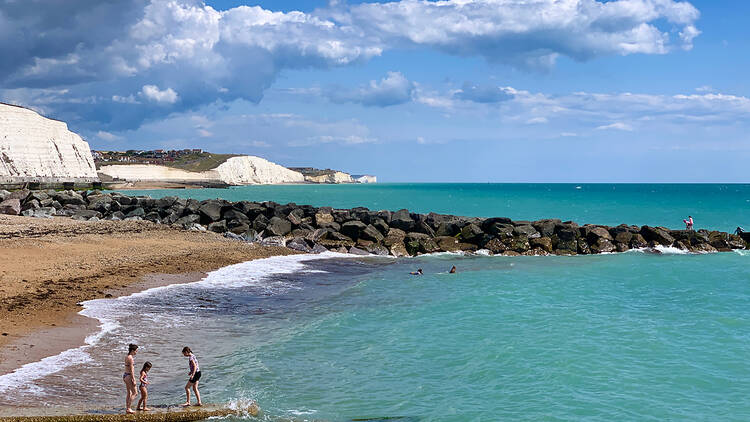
[[0, 252, 355, 395], [734, 250, 750, 256]]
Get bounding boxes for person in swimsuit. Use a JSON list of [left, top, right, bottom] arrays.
[[136, 361, 152, 411], [181, 346, 202, 407], [123, 343, 138, 414], [683, 216, 694, 231], [410, 269, 423, 276], [449, 266, 457, 274]]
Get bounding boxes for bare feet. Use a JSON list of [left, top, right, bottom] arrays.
[[195, 403, 202, 407], [181, 402, 191, 407], [143, 407, 152, 411], [126, 408, 135, 414]]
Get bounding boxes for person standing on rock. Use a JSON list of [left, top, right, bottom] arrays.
[[123, 343, 138, 414], [181, 346, 202, 407], [683, 216, 694, 231]]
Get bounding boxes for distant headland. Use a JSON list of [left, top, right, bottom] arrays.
[[0, 103, 375, 190]]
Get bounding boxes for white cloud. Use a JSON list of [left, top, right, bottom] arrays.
[[96, 130, 123, 141], [326, 71, 415, 107], [526, 117, 549, 124], [197, 128, 213, 137], [140, 85, 179, 104], [0, 0, 702, 131], [596, 122, 634, 131]]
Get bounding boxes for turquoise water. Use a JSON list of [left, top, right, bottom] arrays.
[[123, 183, 750, 231], [3, 184, 750, 421]]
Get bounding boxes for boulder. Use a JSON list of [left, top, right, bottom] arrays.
[[372, 218, 390, 235], [199, 200, 224, 223], [126, 207, 145, 218], [155, 196, 177, 209], [459, 223, 485, 244], [513, 225, 540, 239], [481, 217, 513, 232], [630, 233, 648, 249], [27, 191, 49, 203], [341, 220, 367, 240], [532, 219, 562, 237], [391, 209, 416, 232], [508, 235, 530, 253], [72, 209, 102, 221], [266, 217, 292, 236], [614, 231, 633, 245], [405, 232, 439, 255], [727, 235, 746, 249], [365, 243, 390, 256], [288, 209, 305, 226], [0, 199, 21, 215], [54, 191, 86, 206], [577, 238, 591, 255], [348, 246, 370, 256], [7, 189, 30, 202], [229, 223, 250, 235], [261, 236, 286, 247], [389, 242, 409, 257], [21, 207, 55, 219], [361, 224, 385, 243], [176, 214, 201, 227], [253, 214, 270, 232], [311, 244, 329, 254], [692, 243, 718, 253], [484, 238, 506, 254], [435, 236, 462, 252], [0, 190, 9, 201], [383, 228, 407, 247], [590, 238, 616, 254], [581, 225, 613, 242], [436, 221, 460, 237], [615, 242, 630, 252], [529, 237, 553, 253], [21, 199, 40, 211], [287, 237, 312, 253], [223, 209, 250, 224], [640, 226, 675, 246]]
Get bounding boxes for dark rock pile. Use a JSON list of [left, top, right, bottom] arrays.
[[1, 189, 748, 256]]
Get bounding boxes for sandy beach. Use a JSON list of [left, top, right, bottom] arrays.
[[0, 215, 295, 377]]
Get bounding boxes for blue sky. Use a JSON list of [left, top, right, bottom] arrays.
[[1, 0, 749, 182]]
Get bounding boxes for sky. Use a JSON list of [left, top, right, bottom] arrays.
[[1, 0, 749, 182]]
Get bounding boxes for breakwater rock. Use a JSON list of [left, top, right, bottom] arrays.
[[3, 189, 748, 256]]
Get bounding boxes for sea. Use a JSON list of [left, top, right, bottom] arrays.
[[2, 184, 750, 421]]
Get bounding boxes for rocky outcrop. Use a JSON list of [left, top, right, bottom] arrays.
[[10, 189, 748, 257], [0, 103, 99, 188]]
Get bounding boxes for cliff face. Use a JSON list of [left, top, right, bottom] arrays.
[[304, 171, 354, 184], [214, 156, 305, 185], [99, 156, 305, 186], [0, 103, 98, 183], [354, 175, 377, 184]]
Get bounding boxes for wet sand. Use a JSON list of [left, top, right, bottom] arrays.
[[0, 215, 295, 377]]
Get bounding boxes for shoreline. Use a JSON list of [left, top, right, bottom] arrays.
[[0, 215, 296, 380]]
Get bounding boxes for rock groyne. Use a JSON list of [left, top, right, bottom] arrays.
[[2, 189, 747, 256]]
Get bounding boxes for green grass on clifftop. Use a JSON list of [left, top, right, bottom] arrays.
[[162, 153, 239, 172]]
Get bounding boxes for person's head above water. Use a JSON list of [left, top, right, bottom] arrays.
[[141, 361, 152, 372], [449, 266, 457, 273], [128, 344, 138, 354]]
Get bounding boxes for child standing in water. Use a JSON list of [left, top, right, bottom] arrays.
[[136, 361, 152, 411], [181, 347, 202, 407]]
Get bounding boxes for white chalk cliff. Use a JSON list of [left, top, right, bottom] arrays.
[[215, 156, 305, 185], [99, 155, 305, 185], [0, 103, 98, 182], [304, 171, 354, 184]]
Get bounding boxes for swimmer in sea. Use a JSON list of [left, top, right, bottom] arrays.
[[449, 266, 457, 274], [410, 269, 424, 276]]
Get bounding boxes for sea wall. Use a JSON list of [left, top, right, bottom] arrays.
[[0, 103, 99, 188], [2, 189, 747, 256]]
